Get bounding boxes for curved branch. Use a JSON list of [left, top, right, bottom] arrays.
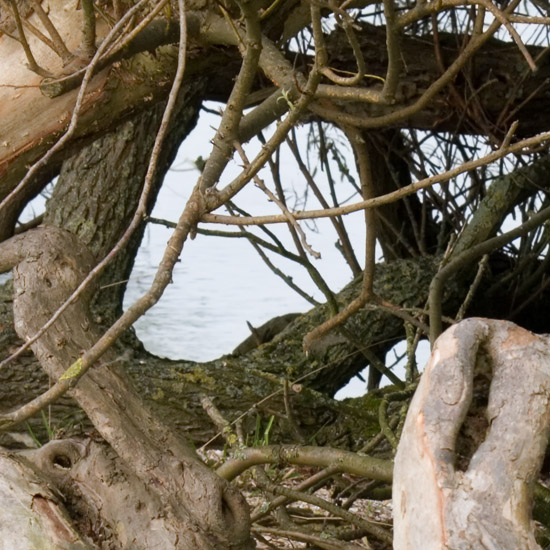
[[216, 444, 393, 482]]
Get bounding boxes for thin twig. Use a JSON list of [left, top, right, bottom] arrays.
[[252, 465, 340, 522], [28, 0, 74, 64], [314, 1, 366, 87], [8, 0, 51, 76], [303, 126, 376, 352], [378, 399, 399, 451], [283, 379, 305, 443], [80, 0, 97, 59], [455, 254, 488, 321], [18, 15, 59, 55], [287, 132, 362, 276], [234, 142, 321, 260], [201, 394, 242, 446], [197, 3, 262, 195], [312, 0, 522, 129], [500, 120, 519, 150], [217, 445, 392, 483], [0, 0, 189, 427], [252, 526, 367, 550], [14, 213, 44, 234], [222, 204, 322, 306], [103, 0, 169, 60], [255, 481, 392, 544], [359, 415, 400, 455], [214, 12, 322, 206], [381, 0, 402, 100], [198, 347, 373, 451], [339, 327, 404, 387], [0, 0, 153, 216], [469, 0, 537, 71], [202, 129, 550, 226]]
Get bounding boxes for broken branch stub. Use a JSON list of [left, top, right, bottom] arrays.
[[394, 318, 550, 550]]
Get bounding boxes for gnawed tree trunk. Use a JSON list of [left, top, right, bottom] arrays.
[[393, 318, 550, 549]]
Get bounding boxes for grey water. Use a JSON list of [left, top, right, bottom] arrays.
[[124, 149, 363, 369], [122, 109, 377, 397], [124, 174, 426, 398], [19, 107, 425, 398]]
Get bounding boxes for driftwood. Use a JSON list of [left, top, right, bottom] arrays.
[[394, 318, 550, 549]]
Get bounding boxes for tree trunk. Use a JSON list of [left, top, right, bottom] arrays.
[[0, 81, 258, 547], [1, 224, 254, 549], [393, 318, 550, 549]]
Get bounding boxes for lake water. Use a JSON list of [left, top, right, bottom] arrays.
[[20, 106, 427, 398], [122, 108, 378, 397]]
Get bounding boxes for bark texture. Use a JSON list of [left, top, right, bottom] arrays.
[[43, 78, 206, 323], [325, 23, 550, 138], [394, 318, 550, 549], [0, 71, 252, 550], [0, 226, 253, 549], [0, 448, 92, 550]]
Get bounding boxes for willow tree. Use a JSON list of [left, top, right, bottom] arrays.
[[2, 0, 550, 547]]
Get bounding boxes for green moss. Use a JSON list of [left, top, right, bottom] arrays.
[[151, 387, 165, 401], [179, 367, 215, 388]]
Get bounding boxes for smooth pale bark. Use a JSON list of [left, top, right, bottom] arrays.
[[0, 438, 188, 549], [394, 318, 550, 549], [0, 0, 96, 161], [0, 449, 92, 550], [0, 0, 113, 193], [0, 5, 183, 237]]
